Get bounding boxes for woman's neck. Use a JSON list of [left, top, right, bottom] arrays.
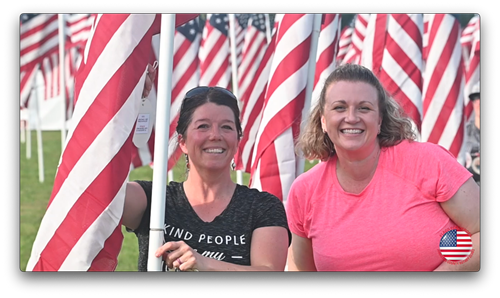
[[184, 168, 235, 204], [335, 144, 381, 191]]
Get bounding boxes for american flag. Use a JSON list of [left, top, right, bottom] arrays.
[[460, 15, 480, 61], [234, 30, 277, 174], [439, 228, 473, 261], [342, 13, 370, 65], [249, 14, 315, 202], [336, 24, 353, 64], [20, 14, 61, 72], [237, 14, 269, 105], [66, 13, 95, 48], [40, 52, 60, 100], [233, 14, 251, 68], [26, 13, 198, 271], [421, 14, 465, 159], [311, 14, 341, 111], [20, 64, 40, 109], [359, 14, 387, 75], [462, 15, 480, 120], [199, 14, 231, 88], [133, 18, 202, 170], [19, 12, 51, 122], [377, 14, 424, 132]]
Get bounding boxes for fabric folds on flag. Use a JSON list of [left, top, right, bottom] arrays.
[[20, 14, 61, 72], [199, 14, 231, 88], [462, 15, 480, 120], [26, 13, 198, 271], [133, 18, 202, 171], [377, 14, 424, 132], [237, 14, 269, 107], [421, 14, 465, 159], [249, 14, 315, 202], [342, 14, 369, 65], [336, 24, 353, 64], [311, 14, 341, 111], [234, 31, 277, 174]]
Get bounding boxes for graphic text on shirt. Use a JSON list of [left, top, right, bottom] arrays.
[[163, 224, 247, 261]]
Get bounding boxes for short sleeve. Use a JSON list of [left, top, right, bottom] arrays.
[[132, 180, 153, 234], [285, 175, 309, 239], [253, 192, 291, 245], [431, 144, 473, 202]]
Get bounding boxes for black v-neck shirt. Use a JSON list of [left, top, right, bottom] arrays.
[[132, 181, 290, 271]]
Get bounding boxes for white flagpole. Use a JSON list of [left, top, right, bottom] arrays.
[[34, 74, 45, 183], [228, 14, 244, 185], [296, 14, 322, 176], [264, 14, 272, 43], [147, 14, 176, 272], [58, 14, 67, 151]]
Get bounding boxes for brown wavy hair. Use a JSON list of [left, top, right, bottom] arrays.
[[296, 63, 416, 161]]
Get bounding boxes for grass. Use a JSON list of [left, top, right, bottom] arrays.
[[20, 130, 317, 271]]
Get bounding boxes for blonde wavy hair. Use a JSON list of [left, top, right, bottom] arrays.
[[296, 63, 417, 161]]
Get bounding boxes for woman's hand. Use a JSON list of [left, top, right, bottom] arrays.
[[155, 241, 203, 271], [142, 63, 157, 99]]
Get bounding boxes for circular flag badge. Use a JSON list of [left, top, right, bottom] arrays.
[[439, 227, 473, 262]]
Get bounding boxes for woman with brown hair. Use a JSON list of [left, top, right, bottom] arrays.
[[286, 63, 479, 271]]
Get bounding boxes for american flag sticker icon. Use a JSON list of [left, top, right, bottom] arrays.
[[439, 228, 473, 262]]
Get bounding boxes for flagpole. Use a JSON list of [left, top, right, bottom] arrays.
[[34, 73, 45, 183], [58, 14, 67, 151], [296, 14, 322, 176], [147, 13, 176, 272], [228, 14, 244, 185]]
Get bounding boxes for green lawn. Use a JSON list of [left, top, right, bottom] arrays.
[[20, 130, 317, 271]]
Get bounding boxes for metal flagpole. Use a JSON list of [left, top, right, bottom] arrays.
[[58, 14, 67, 151], [147, 14, 176, 271], [296, 14, 322, 176], [228, 14, 244, 185]]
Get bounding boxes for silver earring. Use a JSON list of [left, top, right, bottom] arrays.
[[231, 159, 236, 171]]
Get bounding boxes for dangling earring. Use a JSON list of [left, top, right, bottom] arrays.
[[185, 154, 190, 170], [231, 158, 236, 171]]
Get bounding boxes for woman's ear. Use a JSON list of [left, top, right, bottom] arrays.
[[320, 115, 327, 133], [178, 134, 188, 154]]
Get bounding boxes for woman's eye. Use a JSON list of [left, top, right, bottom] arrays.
[[222, 125, 234, 130], [333, 106, 346, 111], [197, 124, 209, 129], [359, 106, 371, 111]]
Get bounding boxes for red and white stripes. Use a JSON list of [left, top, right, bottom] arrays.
[[249, 14, 315, 202], [310, 14, 341, 111], [199, 14, 231, 88], [342, 14, 369, 65], [421, 14, 465, 159], [235, 32, 276, 174], [462, 15, 480, 120], [378, 14, 424, 132], [237, 14, 269, 105], [26, 14, 160, 271]]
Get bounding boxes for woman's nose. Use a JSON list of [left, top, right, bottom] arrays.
[[209, 126, 222, 140], [345, 108, 359, 123]]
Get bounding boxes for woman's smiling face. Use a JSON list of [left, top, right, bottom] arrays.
[[179, 102, 239, 172], [321, 80, 382, 155]]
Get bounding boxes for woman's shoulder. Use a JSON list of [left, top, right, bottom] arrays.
[[386, 139, 452, 157], [292, 159, 330, 188], [133, 180, 185, 191], [236, 184, 278, 201]]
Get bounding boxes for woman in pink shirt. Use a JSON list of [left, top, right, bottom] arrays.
[[286, 64, 480, 271]]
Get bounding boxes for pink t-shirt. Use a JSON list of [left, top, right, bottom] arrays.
[[286, 140, 472, 271]]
